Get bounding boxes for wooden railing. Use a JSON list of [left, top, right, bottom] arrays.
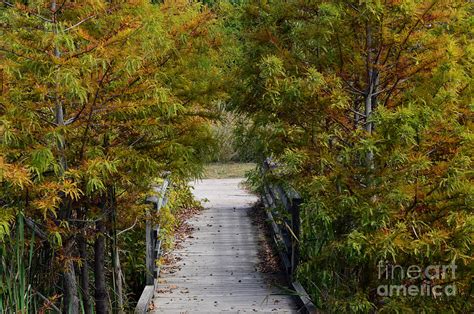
[[261, 159, 317, 314], [135, 174, 171, 314]]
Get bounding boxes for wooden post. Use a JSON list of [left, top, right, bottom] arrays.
[[145, 210, 154, 285], [137, 177, 171, 313], [290, 198, 302, 278]]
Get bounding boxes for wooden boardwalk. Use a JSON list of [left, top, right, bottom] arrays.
[[152, 178, 298, 313]]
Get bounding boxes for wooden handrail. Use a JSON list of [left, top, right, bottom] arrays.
[[261, 159, 317, 314], [135, 174, 171, 314]]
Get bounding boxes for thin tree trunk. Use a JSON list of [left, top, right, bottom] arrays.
[[109, 185, 125, 313], [113, 246, 125, 314], [64, 240, 79, 314], [365, 22, 374, 136], [94, 218, 108, 314], [51, 0, 78, 311], [78, 234, 92, 314], [365, 22, 378, 169], [64, 266, 79, 314]]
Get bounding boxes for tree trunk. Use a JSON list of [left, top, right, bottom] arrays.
[[113, 245, 125, 314], [94, 219, 108, 314], [365, 22, 378, 170], [109, 186, 125, 313], [51, 1, 78, 310], [78, 234, 92, 314], [64, 239, 79, 314], [365, 22, 374, 136]]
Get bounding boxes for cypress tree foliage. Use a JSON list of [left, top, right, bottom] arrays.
[[1, 0, 228, 312], [234, 0, 473, 312]]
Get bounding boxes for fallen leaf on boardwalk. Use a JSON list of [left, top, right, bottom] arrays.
[[148, 302, 155, 310]]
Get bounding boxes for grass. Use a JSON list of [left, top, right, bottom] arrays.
[[0, 214, 36, 313], [203, 162, 255, 179]]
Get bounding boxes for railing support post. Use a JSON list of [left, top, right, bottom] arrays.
[[260, 158, 316, 313], [137, 176, 171, 313], [290, 198, 302, 278], [145, 211, 154, 285]]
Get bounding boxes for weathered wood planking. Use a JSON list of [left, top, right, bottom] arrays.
[[261, 160, 317, 313], [152, 178, 299, 313], [136, 178, 171, 314]]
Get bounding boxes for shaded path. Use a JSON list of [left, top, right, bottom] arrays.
[[152, 178, 298, 313]]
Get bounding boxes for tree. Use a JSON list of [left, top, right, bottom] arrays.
[[1, 0, 227, 312], [233, 0, 473, 312]]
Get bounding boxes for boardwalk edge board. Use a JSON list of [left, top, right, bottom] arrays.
[[135, 285, 154, 314]]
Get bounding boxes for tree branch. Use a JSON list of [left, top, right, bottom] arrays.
[[24, 217, 47, 240], [64, 14, 96, 32], [1, 1, 53, 23]]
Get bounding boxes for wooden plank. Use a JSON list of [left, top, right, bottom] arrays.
[[266, 210, 291, 273], [138, 178, 171, 307], [260, 164, 317, 314], [292, 281, 317, 314], [135, 285, 153, 314], [145, 219, 153, 285], [273, 185, 291, 211], [156, 179, 169, 209], [154, 295, 298, 310], [151, 178, 298, 313]]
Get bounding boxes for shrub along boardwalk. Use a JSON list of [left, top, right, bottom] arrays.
[[152, 178, 299, 313]]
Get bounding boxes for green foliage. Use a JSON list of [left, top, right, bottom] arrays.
[[1, 0, 231, 311], [158, 179, 202, 249], [0, 214, 38, 313], [209, 110, 256, 162], [1, 0, 471, 312], [234, 0, 473, 312]]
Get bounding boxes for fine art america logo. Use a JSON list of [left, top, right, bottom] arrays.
[[377, 261, 457, 297]]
